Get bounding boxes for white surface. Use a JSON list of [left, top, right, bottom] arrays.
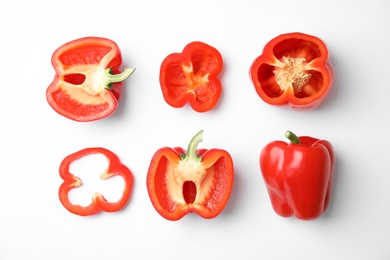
[[1, 0, 389, 259]]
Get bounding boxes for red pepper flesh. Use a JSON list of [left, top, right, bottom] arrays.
[[147, 130, 234, 220], [250, 32, 333, 110], [46, 37, 135, 122], [159, 41, 223, 112], [59, 147, 133, 216], [260, 131, 335, 220]]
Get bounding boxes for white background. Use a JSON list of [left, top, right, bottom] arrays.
[[1, 0, 389, 259]]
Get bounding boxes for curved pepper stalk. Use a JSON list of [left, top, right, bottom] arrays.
[[58, 147, 134, 216], [260, 131, 335, 220], [146, 130, 234, 220]]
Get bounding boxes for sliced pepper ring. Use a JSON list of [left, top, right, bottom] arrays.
[[59, 147, 133, 216], [250, 32, 334, 110]]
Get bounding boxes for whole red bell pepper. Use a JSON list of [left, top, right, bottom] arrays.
[[147, 130, 234, 220], [46, 37, 135, 122], [250, 32, 333, 110], [159, 41, 223, 112], [59, 147, 133, 216], [260, 131, 335, 220]]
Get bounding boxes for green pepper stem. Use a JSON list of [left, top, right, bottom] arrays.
[[285, 130, 301, 144], [104, 68, 136, 88], [182, 130, 203, 163]]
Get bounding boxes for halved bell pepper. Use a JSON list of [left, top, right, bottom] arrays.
[[159, 41, 223, 112], [250, 32, 333, 110], [260, 131, 335, 220], [147, 130, 234, 220], [46, 37, 135, 122], [59, 147, 133, 216]]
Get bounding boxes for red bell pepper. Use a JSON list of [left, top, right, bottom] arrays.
[[59, 147, 133, 216], [260, 131, 335, 220], [46, 37, 135, 122], [147, 130, 234, 220], [159, 41, 223, 112], [250, 32, 333, 110]]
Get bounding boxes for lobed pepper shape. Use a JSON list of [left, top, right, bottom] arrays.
[[147, 130, 234, 220], [59, 147, 133, 216], [46, 37, 135, 122], [250, 32, 334, 110], [159, 41, 223, 112], [260, 131, 335, 220]]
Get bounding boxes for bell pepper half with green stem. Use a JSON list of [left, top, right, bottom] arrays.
[[46, 37, 135, 122], [147, 130, 234, 220]]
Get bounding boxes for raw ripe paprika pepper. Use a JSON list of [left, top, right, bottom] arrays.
[[250, 32, 333, 110], [147, 130, 234, 220], [46, 37, 135, 122], [159, 41, 223, 112], [59, 147, 133, 216], [260, 131, 335, 220]]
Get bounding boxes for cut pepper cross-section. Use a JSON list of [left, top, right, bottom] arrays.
[[46, 37, 135, 122], [159, 41, 223, 112], [250, 32, 333, 110], [58, 147, 134, 216], [147, 130, 234, 220]]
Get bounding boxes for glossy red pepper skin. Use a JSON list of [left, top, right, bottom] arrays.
[[59, 147, 133, 216], [159, 41, 223, 112], [250, 32, 333, 110], [147, 130, 234, 220], [260, 131, 335, 220], [46, 37, 135, 122]]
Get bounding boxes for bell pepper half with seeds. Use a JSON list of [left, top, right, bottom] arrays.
[[250, 32, 333, 110], [46, 37, 135, 122]]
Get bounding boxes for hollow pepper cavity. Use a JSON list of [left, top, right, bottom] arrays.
[[59, 147, 133, 216], [46, 37, 135, 122], [147, 130, 234, 220], [159, 41, 223, 112], [260, 131, 335, 220], [250, 32, 333, 110]]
